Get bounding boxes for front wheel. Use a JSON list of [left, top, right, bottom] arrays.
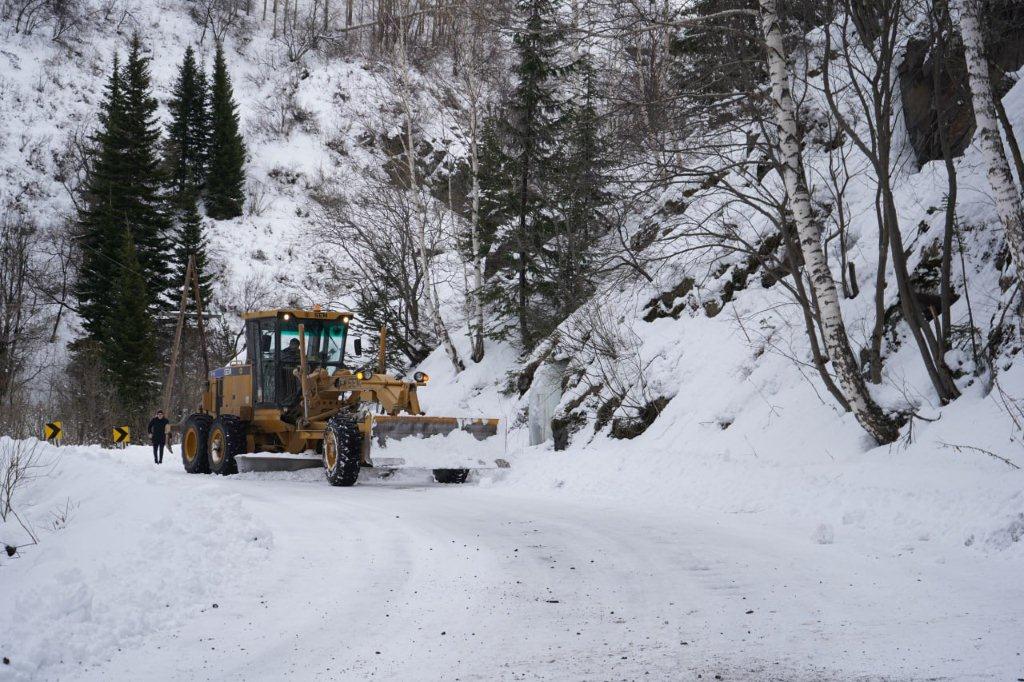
[[433, 469, 469, 484], [209, 415, 247, 475], [182, 413, 213, 474], [323, 416, 362, 487]]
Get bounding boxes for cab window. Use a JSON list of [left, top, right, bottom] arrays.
[[318, 322, 347, 366], [256, 320, 277, 404]]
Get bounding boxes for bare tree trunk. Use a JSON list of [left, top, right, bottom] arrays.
[[881, 172, 960, 401], [397, 30, 465, 374], [958, 0, 1024, 287], [931, 5, 957, 351], [760, 0, 898, 444], [467, 81, 486, 363], [819, 0, 959, 403], [780, 213, 852, 411], [869, 186, 888, 383]]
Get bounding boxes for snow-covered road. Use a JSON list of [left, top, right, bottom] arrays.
[[3, 445, 1022, 680]]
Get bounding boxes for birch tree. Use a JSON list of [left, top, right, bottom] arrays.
[[957, 0, 1024, 289], [759, 0, 898, 444]]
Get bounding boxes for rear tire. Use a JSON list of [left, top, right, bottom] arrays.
[[433, 469, 469, 484], [208, 415, 247, 475], [182, 413, 213, 474], [323, 415, 362, 487]]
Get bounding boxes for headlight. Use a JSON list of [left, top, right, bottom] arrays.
[[413, 371, 428, 383], [356, 370, 370, 380]]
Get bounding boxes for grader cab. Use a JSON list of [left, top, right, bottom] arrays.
[[177, 308, 502, 486]]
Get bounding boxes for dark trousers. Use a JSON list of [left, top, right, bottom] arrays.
[[153, 442, 165, 463]]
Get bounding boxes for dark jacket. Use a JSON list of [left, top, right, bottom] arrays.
[[148, 417, 169, 444]]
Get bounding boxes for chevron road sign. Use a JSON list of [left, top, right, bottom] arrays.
[[44, 421, 62, 443], [112, 426, 131, 445]]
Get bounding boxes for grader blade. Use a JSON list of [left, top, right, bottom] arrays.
[[367, 416, 506, 470], [369, 416, 499, 445]]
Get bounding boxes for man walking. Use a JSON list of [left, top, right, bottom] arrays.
[[148, 410, 169, 464]]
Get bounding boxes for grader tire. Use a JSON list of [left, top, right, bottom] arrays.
[[209, 415, 246, 475], [433, 469, 469, 484], [323, 415, 362, 487], [182, 413, 213, 474]]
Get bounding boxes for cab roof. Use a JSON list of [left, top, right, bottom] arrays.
[[241, 308, 354, 321]]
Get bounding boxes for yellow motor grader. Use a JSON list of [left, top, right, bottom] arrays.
[[176, 307, 502, 486]]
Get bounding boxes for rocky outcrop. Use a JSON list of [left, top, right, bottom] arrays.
[[898, 3, 1024, 167]]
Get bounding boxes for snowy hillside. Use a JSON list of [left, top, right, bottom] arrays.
[[408, 11, 1024, 557], [0, 0, 471, 328], [2, 0, 1024, 679]]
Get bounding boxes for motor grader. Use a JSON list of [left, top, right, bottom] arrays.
[[177, 307, 501, 486]]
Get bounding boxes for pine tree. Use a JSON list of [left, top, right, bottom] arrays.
[[206, 42, 247, 220], [102, 225, 159, 418], [75, 52, 128, 343], [166, 45, 211, 202], [173, 190, 215, 304], [121, 33, 174, 313]]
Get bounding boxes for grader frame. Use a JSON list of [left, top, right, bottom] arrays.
[[162, 258, 500, 486]]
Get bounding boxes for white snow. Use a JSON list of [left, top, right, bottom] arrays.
[[0, 439, 273, 678], [1, 437, 1022, 680]]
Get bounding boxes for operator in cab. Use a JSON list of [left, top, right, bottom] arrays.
[[281, 338, 301, 365]]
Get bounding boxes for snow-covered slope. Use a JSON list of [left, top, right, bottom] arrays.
[[409, 52, 1024, 558], [0, 0, 468, 325]]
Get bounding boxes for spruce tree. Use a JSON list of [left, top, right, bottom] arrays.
[[206, 42, 247, 219], [547, 59, 610, 319], [75, 52, 128, 343], [121, 33, 174, 313], [475, 113, 514, 260], [102, 225, 159, 417], [481, 0, 569, 350], [166, 45, 211, 202], [173, 191, 215, 304]]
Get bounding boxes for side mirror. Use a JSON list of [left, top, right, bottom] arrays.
[[353, 338, 363, 356]]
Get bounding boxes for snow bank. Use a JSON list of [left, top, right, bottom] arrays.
[[411, 330, 1024, 560], [0, 440, 272, 680]]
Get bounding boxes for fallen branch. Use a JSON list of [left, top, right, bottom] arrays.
[[940, 441, 1021, 470]]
